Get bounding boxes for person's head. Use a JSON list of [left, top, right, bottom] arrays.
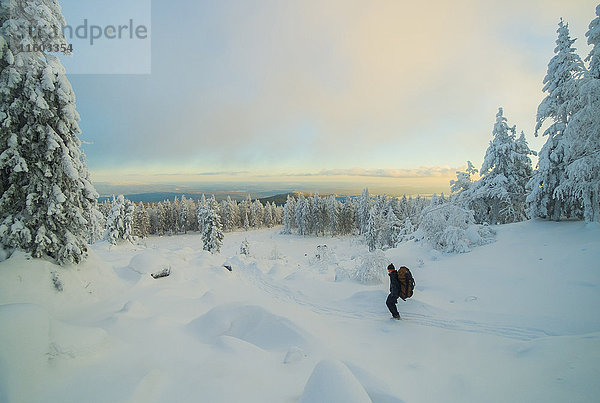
[[387, 263, 395, 272]]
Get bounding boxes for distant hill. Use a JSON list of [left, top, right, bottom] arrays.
[[257, 193, 293, 206]]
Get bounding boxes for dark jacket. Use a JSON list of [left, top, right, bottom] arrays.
[[389, 270, 401, 297]]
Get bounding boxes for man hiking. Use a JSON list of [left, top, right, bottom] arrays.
[[386, 263, 401, 320]]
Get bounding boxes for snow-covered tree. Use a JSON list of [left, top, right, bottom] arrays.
[[327, 195, 340, 236], [198, 196, 223, 253], [282, 194, 296, 234], [250, 199, 264, 228], [555, 6, 600, 222], [415, 202, 495, 253], [272, 202, 283, 225], [86, 207, 105, 244], [264, 202, 274, 228], [365, 206, 382, 252], [350, 250, 388, 285], [381, 205, 402, 249], [398, 195, 409, 221], [132, 202, 150, 239], [196, 194, 208, 233], [313, 193, 328, 236], [223, 196, 240, 231], [0, 1, 99, 264], [357, 188, 371, 234], [398, 216, 415, 242], [295, 194, 308, 235], [450, 161, 478, 196], [588, 4, 600, 78], [104, 195, 135, 245], [527, 19, 586, 220], [239, 195, 251, 229], [201, 207, 223, 253], [338, 198, 355, 235], [178, 196, 189, 233], [467, 108, 535, 224], [240, 238, 250, 256]]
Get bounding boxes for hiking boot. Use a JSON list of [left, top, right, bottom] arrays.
[[392, 314, 401, 320]]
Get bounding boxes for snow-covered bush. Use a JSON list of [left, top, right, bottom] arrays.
[[350, 250, 389, 284], [415, 203, 496, 253], [308, 244, 334, 265]]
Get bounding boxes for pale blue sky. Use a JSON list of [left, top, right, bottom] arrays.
[[61, 0, 597, 195]]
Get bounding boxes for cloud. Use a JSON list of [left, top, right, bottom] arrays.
[[77, 0, 597, 176], [285, 166, 458, 179]]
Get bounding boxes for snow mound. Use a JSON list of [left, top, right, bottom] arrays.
[[49, 317, 109, 360], [128, 249, 171, 276], [299, 359, 372, 403], [283, 346, 307, 364], [116, 300, 152, 318], [187, 304, 308, 351], [0, 303, 109, 402]]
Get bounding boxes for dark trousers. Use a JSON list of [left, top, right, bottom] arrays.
[[386, 294, 400, 317]]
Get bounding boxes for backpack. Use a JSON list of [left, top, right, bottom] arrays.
[[397, 266, 415, 301]]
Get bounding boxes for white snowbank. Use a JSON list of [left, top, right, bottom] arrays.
[[187, 304, 309, 351], [0, 221, 598, 402], [299, 359, 372, 403]]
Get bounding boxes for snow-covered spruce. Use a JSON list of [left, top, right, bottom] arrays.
[[527, 19, 586, 221], [103, 195, 135, 245], [0, 1, 99, 264], [450, 161, 478, 196], [132, 202, 150, 239], [459, 108, 535, 225], [197, 197, 224, 254], [282, 194, 296, 234], [282, 190, 429, 249], [555, 6, 600, 223]]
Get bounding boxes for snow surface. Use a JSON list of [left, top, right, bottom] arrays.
[[0, 220, 599, 402]]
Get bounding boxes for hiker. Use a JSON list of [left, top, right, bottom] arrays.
[[386, 263, 401, 320]]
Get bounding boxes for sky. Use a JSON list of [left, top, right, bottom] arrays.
[[60, 0, 598, 196]]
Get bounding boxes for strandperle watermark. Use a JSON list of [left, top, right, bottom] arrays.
[[10, 0, 152, 74], [27, 19, 149, 46]]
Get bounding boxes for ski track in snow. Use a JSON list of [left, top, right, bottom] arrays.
[[239, 262, 552, 342]]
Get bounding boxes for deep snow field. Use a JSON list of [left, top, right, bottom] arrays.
[[1, 220, 599, 403]]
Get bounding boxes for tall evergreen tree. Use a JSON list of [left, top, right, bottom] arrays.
[[357, 188, 371, 234], [468, 108, 535, 224], [527, 19, 586, 220], [338, 198, 355, 235], [282, 194, 296, 234], [132, 202, 150, 239], [202, 208, 223, 253], [557, 5, 600, 222], [250, 199, 264, 228], [104, 195, 135, 245], [365, 207, 381, 252], [295, 194, 308, 235], [0, 0, 99, 264], [381, 204, 402, 249], [327, 195, 340, 236], [179, 196, 189, 233]]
